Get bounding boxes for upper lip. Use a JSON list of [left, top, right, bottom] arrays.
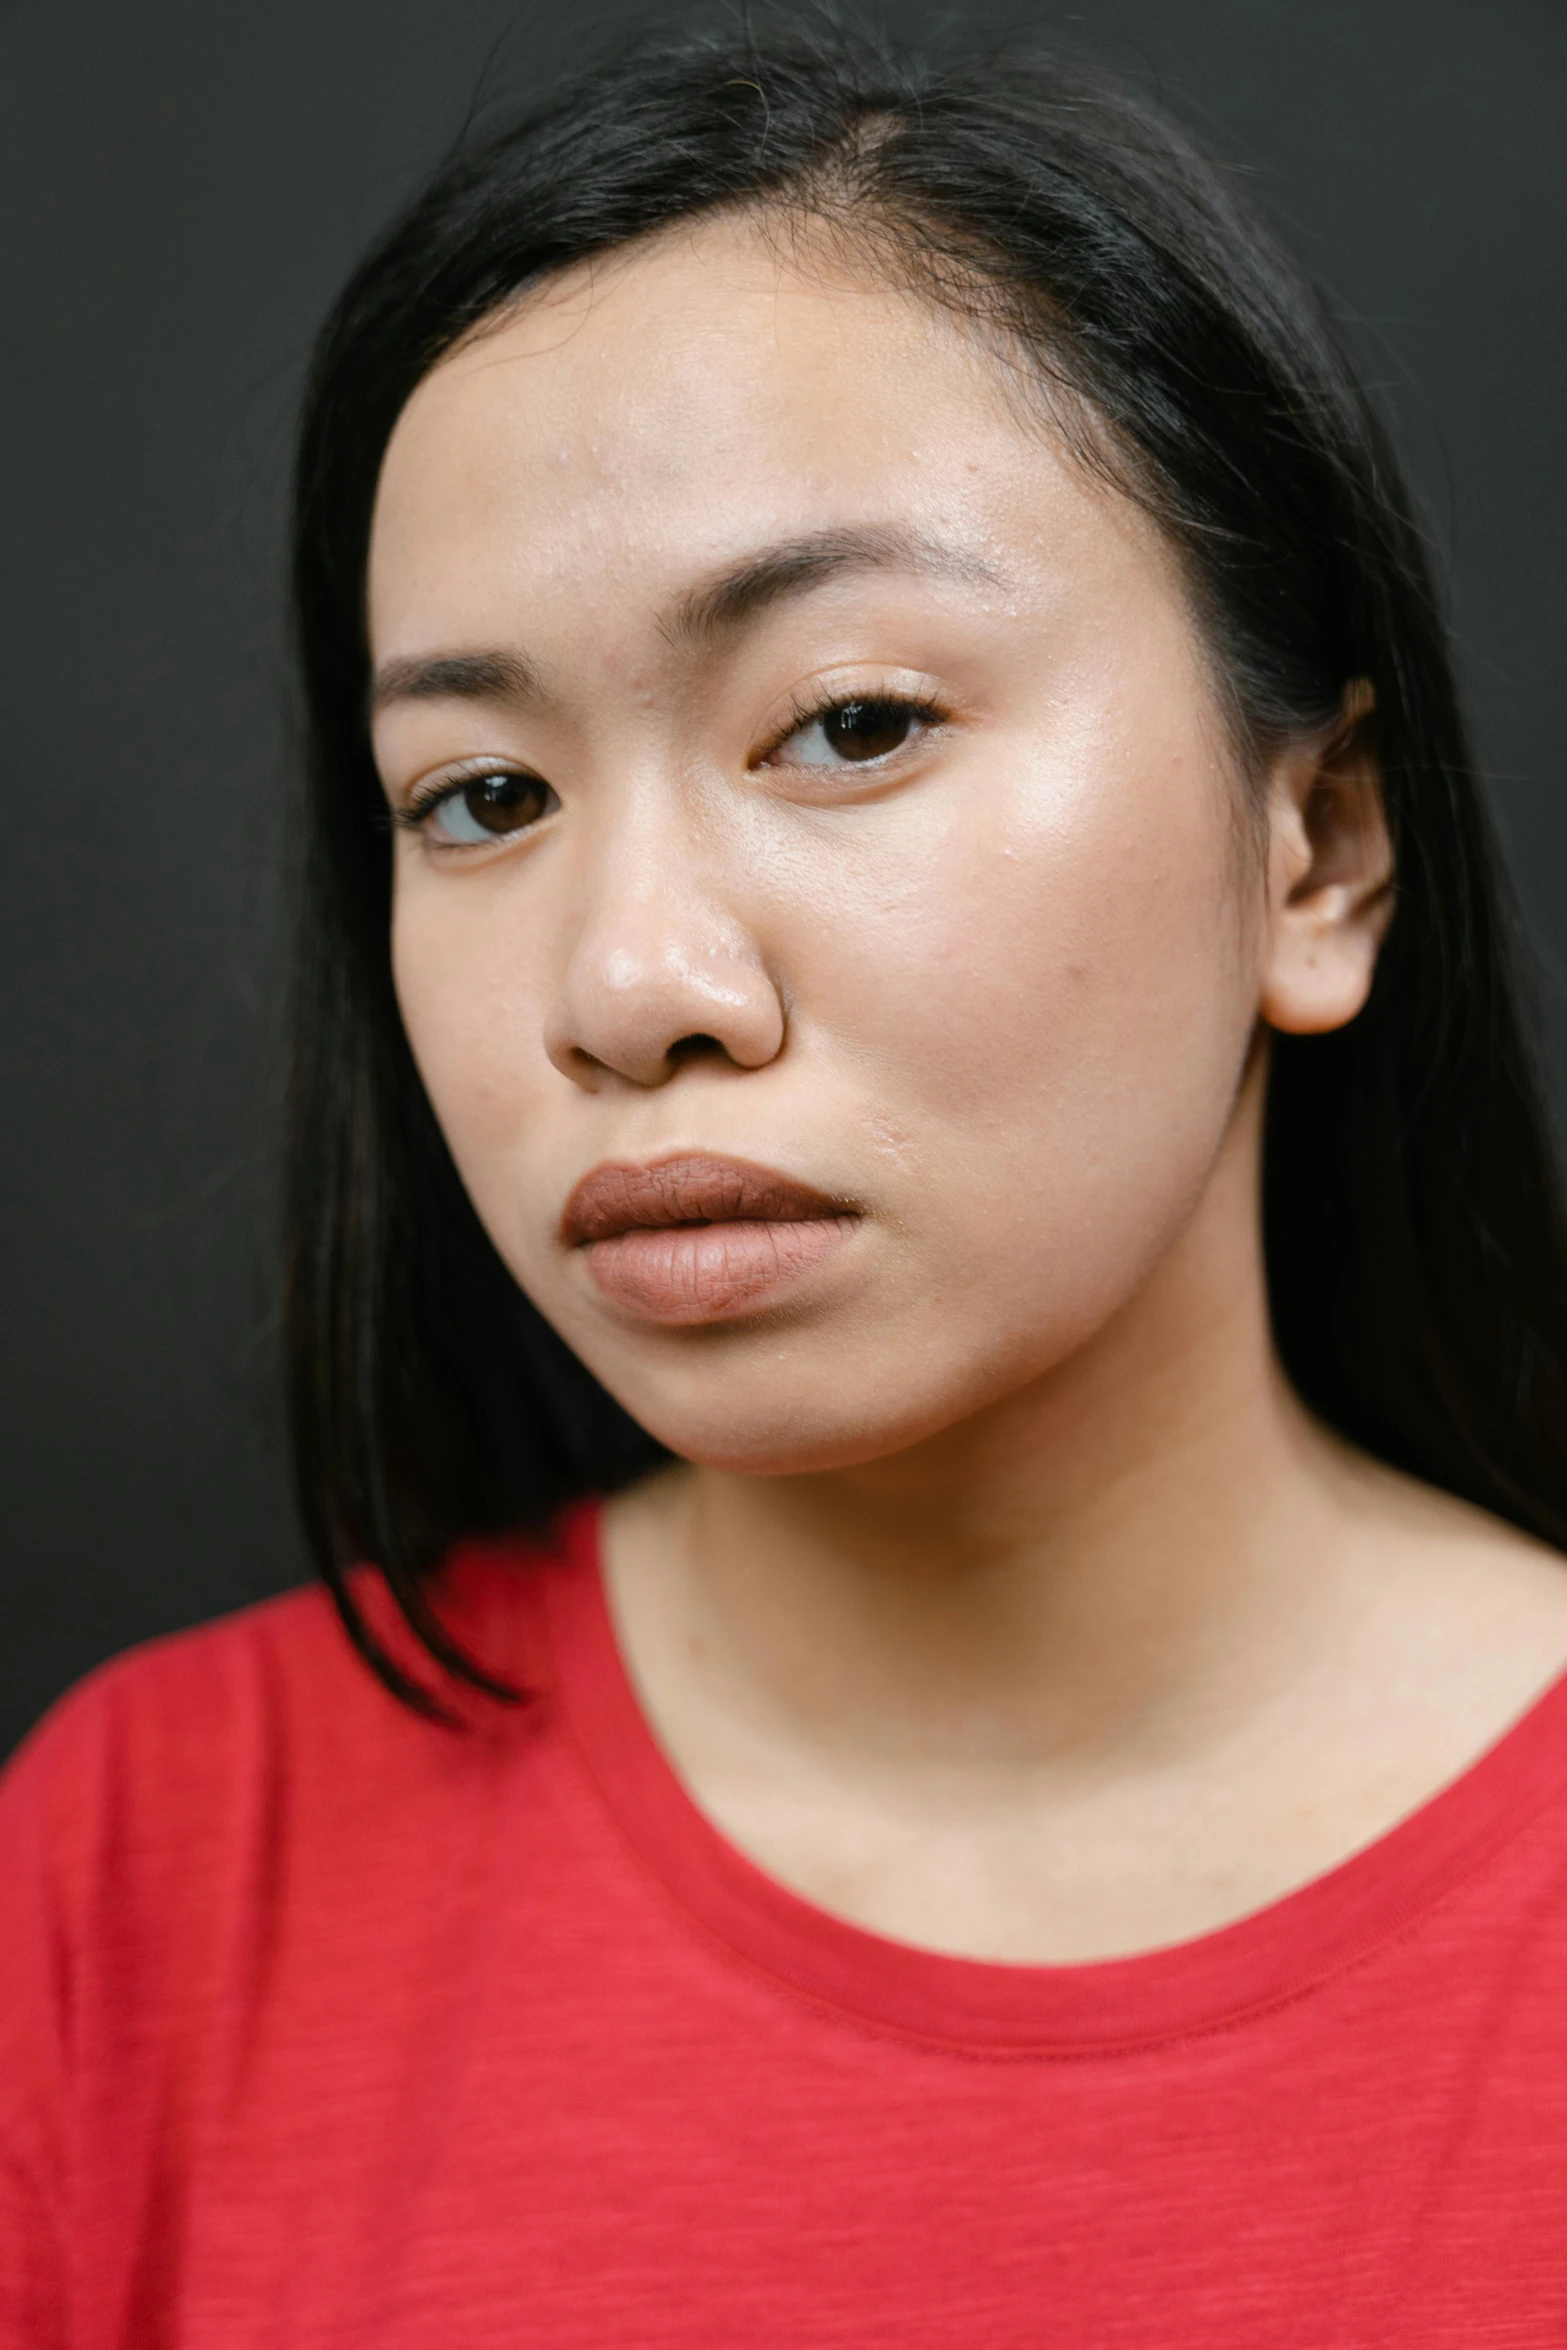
[[561, 1154, 854, 1247]]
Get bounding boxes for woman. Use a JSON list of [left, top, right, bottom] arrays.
[[7, 21, 1567, 2342]]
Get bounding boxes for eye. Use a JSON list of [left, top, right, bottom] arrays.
[[411, 770, 559, 846], [766, 695, 939, 770]]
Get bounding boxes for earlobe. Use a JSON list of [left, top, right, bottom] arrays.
[[1258, 681, 1394, 1039]]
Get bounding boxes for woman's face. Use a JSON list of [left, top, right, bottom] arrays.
[[368, 215, 1273, 1473]]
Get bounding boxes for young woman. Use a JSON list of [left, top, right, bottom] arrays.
[[7, 23, 1567, 2344]]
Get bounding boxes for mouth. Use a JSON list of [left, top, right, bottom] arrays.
[[560, 1153, 861, 1326]]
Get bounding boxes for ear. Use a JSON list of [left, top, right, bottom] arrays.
[[1258, 681, 1393, 1038]]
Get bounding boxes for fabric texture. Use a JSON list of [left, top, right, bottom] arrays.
[[5, 1503, 1567, 2345]]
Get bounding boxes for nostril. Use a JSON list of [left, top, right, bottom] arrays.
[[666, 1033, 725, 1067], [548, 947, 787, 1090]]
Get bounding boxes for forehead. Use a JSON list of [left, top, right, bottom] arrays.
[[367, 213, 1159, 652]]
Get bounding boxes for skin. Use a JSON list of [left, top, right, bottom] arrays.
[[368, 213, 1567, 1962]]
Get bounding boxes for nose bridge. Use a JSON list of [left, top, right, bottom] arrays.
[[547, 761, 784, 1089]]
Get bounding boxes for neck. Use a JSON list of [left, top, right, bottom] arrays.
[[609, 1058, 1371, 1781]]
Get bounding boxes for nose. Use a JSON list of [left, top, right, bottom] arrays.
[[544, 809, 786, 1091]]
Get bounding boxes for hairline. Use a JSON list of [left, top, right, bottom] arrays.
[[425, 189, 1286, 828]]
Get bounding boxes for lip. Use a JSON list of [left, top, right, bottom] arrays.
[[561, 1153, 860, 1326]]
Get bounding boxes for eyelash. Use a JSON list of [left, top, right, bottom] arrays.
[[393, 688, 949, 843], [394, 769, 510, 831], [391, 764, 565, 854], [755, 687, 948, 767]]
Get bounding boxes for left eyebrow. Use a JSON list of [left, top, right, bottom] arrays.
[[368, 646, 542, 717], [663, 523, 1010, 652]]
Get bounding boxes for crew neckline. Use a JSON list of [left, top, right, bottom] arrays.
[[540, 1501, 1567, 2056]]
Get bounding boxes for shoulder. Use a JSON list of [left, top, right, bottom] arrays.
[[0, 1530, 579, 2104], [0, 1586, 367, 1929], [9, 1577, 364, 1765], [0, 1585, 369, 2195], [0, 1530, 570, 1887], [5, 1581, 337, 1788], [0, 1530, 583, 2311]]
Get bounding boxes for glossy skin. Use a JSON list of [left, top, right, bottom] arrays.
[[369, 217, 1567, 1961], [373, 225, 1292, 1466]]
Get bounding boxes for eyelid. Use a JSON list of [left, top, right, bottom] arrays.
[[393, 759, 532, 830], [753, 683, 951, 769], [387, 762, 559, 863]]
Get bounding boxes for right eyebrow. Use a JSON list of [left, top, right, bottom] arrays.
[[368, 647, 542, 716]]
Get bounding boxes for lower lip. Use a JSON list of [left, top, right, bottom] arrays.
[[581, 1216, 857, 1325]]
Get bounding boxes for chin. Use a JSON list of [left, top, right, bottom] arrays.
[[639, 1412, 927, 1480], [526, 1245, 1135, 1481], [575, 1330, 1040, 1481]]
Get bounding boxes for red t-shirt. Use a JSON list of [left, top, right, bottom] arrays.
[[6, 1504, 1567, 2346]]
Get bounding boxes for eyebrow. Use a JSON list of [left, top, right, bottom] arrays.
[[368, 647, 541, 715], [665, 523, 1009, 650], [368, 524, 1008, 714]]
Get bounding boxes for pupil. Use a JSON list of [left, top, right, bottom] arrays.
[[465, 774, 540, 833], [825, 700, 913, 761]]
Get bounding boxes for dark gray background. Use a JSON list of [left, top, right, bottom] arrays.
[[4, 0, 1564, 1758]]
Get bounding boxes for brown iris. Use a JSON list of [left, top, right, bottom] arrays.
[[818, 699, 919, 761]]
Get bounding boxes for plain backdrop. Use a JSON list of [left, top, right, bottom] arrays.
[[4, 0, 1565, 1757]]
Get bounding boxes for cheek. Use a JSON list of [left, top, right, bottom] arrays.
[[796, 741, 1255, 1294], [390, 878, 557, 1190]]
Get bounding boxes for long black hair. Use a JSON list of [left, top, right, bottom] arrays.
[[287, 16, 1567, 1714]]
